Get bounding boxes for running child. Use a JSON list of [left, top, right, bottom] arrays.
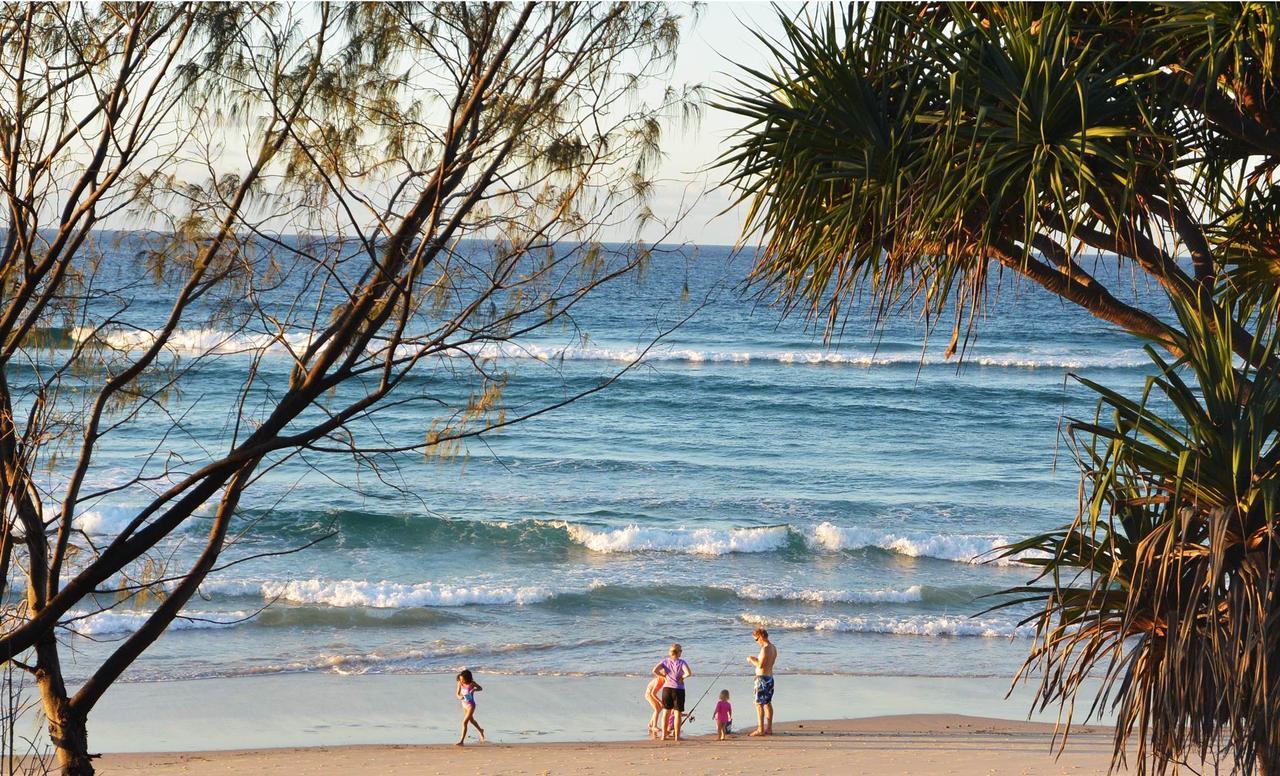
[[455, 669, 486, 746]]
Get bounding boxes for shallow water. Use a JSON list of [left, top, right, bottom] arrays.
[[39, 240, 1166, 686]]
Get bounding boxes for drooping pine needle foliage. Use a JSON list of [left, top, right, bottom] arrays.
[[0, 3, 696, 773], [998, 296, 1280, 776], [718, 3, 1279, 362]]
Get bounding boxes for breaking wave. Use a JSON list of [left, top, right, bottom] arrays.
[[738, 612, 1032, 639], [564, 523, 793, 555], [61, 326, 1147, 370]]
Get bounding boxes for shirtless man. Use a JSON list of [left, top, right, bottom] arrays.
[[747, 628, 776, 736]]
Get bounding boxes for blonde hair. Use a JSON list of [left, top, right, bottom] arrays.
[[669, 643, 682, 656]]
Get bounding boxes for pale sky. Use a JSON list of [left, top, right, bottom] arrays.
[[646, 2, 800, 247], [84, 2, 799, 247]]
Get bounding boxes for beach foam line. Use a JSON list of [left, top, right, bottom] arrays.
[[72, 509, 1033, 566], [195, 577, 983, 611], [63, 609, 253, 637], [562, 521, 1027, 565], [565, 523, 792, 555], [67, 507, 1032, 566], [805, 522, 1030, 565], [736, 583, 925, 604], [738, 612, 1032, 639], [204, 578, 559, 608], [73, 505, 139, 536], [65, 326, 1148, 369]]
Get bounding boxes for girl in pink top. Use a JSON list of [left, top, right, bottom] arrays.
[[713, 689, 733, 740]]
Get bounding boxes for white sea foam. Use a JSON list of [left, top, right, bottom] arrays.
[[559, 521, 1029, 564], [63, 609, 251, 636], [736, 584, 925, 604], [69, 326, 1148, 370], [256, 578, 556, 608], [807, 522, 1025, 565], [565, 524, 791, 555], [73, 506, 138, 536], [71, 500, 217, 538], [74, 326, 315, 356], [462, 343, 1147, 369], [739, 612, 1031, 639]]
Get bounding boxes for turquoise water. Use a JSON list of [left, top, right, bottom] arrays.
[[46, 240, 1163, 685]]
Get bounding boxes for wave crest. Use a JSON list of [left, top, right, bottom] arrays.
[[65, 326, 1146, 370], [565, 524, 792, 555], [738, 612, 1031, 639], [240, 579, 556, 608], [737, 584, 924, 604], [807, 522, 1022, 565]]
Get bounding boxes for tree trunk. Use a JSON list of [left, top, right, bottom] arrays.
[[34, 636, 93, 775], [44, 704, 92, 776]]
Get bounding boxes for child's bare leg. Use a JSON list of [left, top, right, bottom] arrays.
[[717, 721, 726, 740], [457, 707, 474, 746]]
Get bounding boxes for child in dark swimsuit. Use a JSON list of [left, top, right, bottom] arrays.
[[455, 669, 486, 746]]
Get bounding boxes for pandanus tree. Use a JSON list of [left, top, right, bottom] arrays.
[[719, 2, 1280, 773], [1000, 297, 1280, 775]]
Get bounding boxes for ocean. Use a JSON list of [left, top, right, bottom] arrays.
[[49, 240, 1162, 691]]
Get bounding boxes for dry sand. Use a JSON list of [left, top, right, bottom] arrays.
[[99, 714, 1125, 775]]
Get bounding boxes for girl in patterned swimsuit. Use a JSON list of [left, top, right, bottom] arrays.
[[455, 669, 486, 746]]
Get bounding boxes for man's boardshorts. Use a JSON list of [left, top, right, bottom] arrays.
[[754, 675, 775, 705]]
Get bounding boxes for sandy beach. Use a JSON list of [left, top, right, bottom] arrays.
[[99, 714, 1120, 775]]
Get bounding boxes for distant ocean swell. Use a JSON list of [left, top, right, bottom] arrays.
[[59, 326, 1148, 369], [65, 581, 1010, 634], [738, 613, 1033, 639], [195, 579, 977, 609], [74, 507, 1029, 565]]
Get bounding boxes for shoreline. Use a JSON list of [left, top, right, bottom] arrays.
[[99, 714, 1126, 775], [82, 671, 1106, 753]]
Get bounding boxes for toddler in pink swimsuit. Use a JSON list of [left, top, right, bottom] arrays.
[[713, 689, 733, 740]]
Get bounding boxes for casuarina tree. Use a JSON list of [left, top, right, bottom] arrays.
[[0, 3, 695, 772]]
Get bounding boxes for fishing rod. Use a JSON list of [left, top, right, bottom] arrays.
[[685, 652, 738, 723]]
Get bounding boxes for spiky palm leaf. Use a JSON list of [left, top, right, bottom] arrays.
[[997, 294, 1280, 775], [719, 3, 1280, 362]]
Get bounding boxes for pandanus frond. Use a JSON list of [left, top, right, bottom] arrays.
[[998, 293, 1280, 775], [719, 3, 1280, 364], [717, 3, 1168, 348]]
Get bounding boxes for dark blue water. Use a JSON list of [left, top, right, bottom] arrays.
[[42, 240, 1167, 683]]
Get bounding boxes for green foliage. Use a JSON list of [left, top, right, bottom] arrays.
[[724, 4, 1280, 772], [997, 293, 1280, 774], [719, 3, 1279, 359]]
